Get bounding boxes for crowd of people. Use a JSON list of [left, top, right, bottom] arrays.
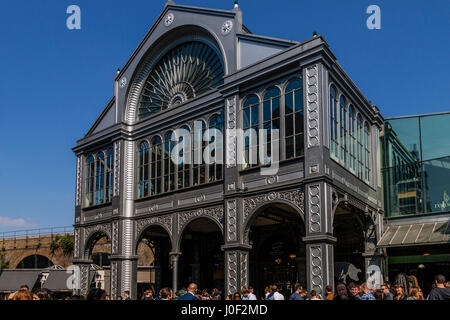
[[2, 274, 449, 301]]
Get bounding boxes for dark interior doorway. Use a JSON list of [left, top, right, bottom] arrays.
[[248, 203, 306, 299], [179, 218, 224, 292]]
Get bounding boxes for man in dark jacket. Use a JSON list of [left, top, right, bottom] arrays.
[[428, 275, 450, 300], [177, 283, 199, 300]]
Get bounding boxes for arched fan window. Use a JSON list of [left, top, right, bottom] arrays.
[[138, 41, 224, 119]]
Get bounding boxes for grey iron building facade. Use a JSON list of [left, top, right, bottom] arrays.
[[72, 2, 385, 299]]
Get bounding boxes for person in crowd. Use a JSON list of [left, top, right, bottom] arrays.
[[141, 289, 154, 300], [159, 287, 172, 300], [445, 280, 450, 289], [35, 289, 51, 300], [178, 283, 199, 300], [407, 287, 423, 300], [334, 283, 355, 300], [201, 288, 212, 300], [271, 285, 284, 300], [225, 294, 232, 300], [381, 283, 393, 300], [174, 289, 186, 300], [264, 286, 271, 300], [212, 288, 222, 300], [428, 274, 450, 300], [300, 288, 309, 300], [233, 292, 242, 300], [360, 282, 375, 300], [8, 284, 30, 300], [247, 286, 257, 300], [348, 282, 361, 300], [289, 284, 304, 300], [123, 290, 131, 300], [310, 290, 322, 300], [241, 287, 250, 300], [394, 285, 407, 300], [11, 288, 33, 300], [325, 285, 334, 300], [374, 290, 383, 300], [116, 296, 123, 300]]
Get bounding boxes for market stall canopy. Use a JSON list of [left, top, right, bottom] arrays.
[[0, 270, 41, 293], [42, 270, 73, 292], [377, 221, 450, 248]]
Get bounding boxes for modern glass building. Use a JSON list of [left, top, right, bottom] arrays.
[[379, 112, 450, 293]]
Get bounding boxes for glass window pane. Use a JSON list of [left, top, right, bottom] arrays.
[[295, 112, 303, 134], [385, 118, 421, 163], [422, 157, 450, 213], [420, 113, 450, 161], [286, 114, 293, 136], [243, 108, 250, 128]]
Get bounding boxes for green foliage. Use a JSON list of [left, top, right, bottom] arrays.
[[0, 250, 9, 269], [59, 234, 74, 256], [50, 234, 74, 256]]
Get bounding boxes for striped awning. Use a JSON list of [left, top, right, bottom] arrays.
[[377, 221, 450, 248]]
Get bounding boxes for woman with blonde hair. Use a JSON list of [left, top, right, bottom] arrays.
[[407, 287, 423, 300], [11, 289, 33, 300]]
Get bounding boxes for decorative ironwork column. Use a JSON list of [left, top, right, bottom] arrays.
[[223, 245, 251, 296]]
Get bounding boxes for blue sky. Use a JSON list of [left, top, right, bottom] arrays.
[[0, 0, 448, 232]]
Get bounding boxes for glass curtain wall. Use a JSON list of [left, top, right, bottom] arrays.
[[383, 113, 450, 217]]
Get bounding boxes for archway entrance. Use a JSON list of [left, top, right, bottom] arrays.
[[179, 218, 224, 292], [248, 203, 306, 299], [136, 225, 172, 298], [333, 203, 365, 285], [84, 233, 112, 293], [17, 254, 54, 269]]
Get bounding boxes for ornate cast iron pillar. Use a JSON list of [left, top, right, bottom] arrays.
[[303, 181, 336, 296], [170, 251, 181, 293], [222, 244, 251, 296]]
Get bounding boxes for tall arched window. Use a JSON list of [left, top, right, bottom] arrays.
[[263, 87, 281, 164], [95, 152, 105, 205], [150, 136, 162, 195], [330, 86, 339, 160], [138, 141, 149, 198], [357, 115, 364, 179], [348, 106, 356, 173], [242, 94, 259, 169], [193, 121, 206, 186], [285, 79, 304, 159], [106, 148, 114, 202], [178, 126, 191, 189], [364, 122, 371, 183], [164, 131, 175, 192], [209, 114, 223, 182], [339, 95, 348, 167], [85, 155, 95, 206]]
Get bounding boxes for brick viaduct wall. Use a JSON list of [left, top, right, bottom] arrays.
[[1, 234, 153, 269]]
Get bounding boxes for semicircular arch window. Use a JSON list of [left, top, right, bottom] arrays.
[[138, 41, 224, 120]]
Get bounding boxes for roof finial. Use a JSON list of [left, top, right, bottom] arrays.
[[234, 1, 239, 9]]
